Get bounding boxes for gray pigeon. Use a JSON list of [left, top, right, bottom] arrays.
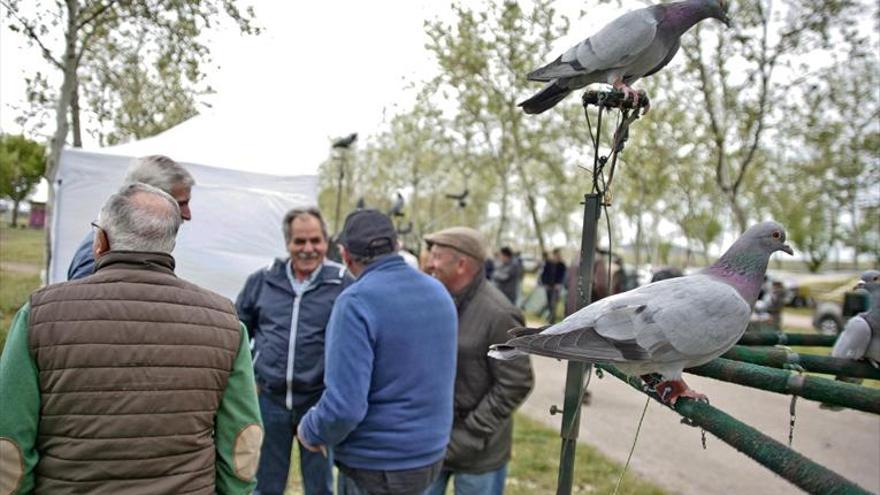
[[489, 221, 792, 404], [519, 0, 731, 114], [831, 270, 880, 365]]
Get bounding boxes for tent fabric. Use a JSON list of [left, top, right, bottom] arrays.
[[49, 145, 318, 301]]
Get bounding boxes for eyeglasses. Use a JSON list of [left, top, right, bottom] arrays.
[[90, 221, 104, 232]]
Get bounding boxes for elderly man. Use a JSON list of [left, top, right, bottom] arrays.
[[236, 207, 353, 495], [297, 209, 457, 495], [0, 183, 262, 494], [67, 154, 194, 280], [424, 227, 534, 495]]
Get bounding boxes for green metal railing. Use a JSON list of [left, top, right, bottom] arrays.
[[598, 364, 873, 495], [721, 345, 880, 380], [737, 332, 838, 347], [687, 358, 880, 413]]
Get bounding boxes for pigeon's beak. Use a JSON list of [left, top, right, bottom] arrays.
[[855, 280, 866, 291], [780, 244, 793, 255]]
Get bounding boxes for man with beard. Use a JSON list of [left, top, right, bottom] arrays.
[[236, 207, 354, 495]]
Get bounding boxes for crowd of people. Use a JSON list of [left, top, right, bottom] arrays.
[[0, 155, 536, 495]]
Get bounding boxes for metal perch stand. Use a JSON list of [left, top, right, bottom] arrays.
[[554, 89, 648, 495]]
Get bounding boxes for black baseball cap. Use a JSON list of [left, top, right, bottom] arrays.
[[339, 209, 397, 257]]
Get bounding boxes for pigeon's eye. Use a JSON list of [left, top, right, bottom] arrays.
[[771, 231, 781, 239]]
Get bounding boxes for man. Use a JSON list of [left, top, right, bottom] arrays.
[[539, 248, 567, 324], [297, 209, 457, 495], [491, 246, 519, 304], [424, 227, 534, 495], [0, 183, 262, 494], [67, 154, 194, 280], [235, 207, 353, 495]]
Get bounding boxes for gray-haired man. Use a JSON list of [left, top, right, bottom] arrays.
[[66, 154, 195, 280], [0, 182, 263, 494]]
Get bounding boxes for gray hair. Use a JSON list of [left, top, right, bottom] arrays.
[[97, 182, 182, 253], [123, 155, 195, 193], [282, 207, 328, 244]]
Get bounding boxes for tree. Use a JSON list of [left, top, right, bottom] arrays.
[[681, 0, 863, 233], [425, 0, 580, 253], [0, 135, 46, 227], [2, 0, 259, 180]]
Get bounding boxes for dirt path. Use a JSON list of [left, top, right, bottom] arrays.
[[520, 356, 880, 494], [0, 261, 41, 275]]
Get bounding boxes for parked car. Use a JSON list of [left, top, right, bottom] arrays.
[[811, 276, 871, 335]]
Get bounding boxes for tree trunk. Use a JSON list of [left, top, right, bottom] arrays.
[[71, 78, 83, 148], [728, 190, 748, 233], [44, 0, 81, 278], [11, 200, 21, 227], [634, 214, 643, 276]]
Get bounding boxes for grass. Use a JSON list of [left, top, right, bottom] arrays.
[[0, 224, 45, 353], [281, 414, 667, 495]]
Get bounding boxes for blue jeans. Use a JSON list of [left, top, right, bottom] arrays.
[[337, 460, 443, 495], [424, 464, 508, 495], [255, 393, 333, 495]]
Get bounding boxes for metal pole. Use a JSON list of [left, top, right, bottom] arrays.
[[333, 154, 345, 235], [556, 193, 601, 495], [737, 332, 837, 347]]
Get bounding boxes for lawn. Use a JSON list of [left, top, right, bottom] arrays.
[[0, 224, 44, 352]]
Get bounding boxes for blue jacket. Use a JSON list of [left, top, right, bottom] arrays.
[[299, 254, 458, 471], [235, 258, 353, 412], [67, 233, 95, 280]]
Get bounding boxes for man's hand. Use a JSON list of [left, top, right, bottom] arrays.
[[296, 424, 327, 457]]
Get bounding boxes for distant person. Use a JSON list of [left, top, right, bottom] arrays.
[[297, 209, 457, 495], [539, 248, 567, 323], [424, 227, 534, 495], [492, 246, 519, 304], [236, 207, 353, 495], [67, 155, 194, 280], [0, 183, 262, 494], [564, 250, 624, 317]]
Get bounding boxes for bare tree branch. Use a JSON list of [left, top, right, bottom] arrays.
[[1, 0, 63, 68]]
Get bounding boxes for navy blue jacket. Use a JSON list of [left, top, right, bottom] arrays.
[[236, 258, 353, 412], [299, 254, 458, 471], [67, 234, 96, 280]]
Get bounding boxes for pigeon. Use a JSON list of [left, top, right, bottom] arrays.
[[332, 133, 358, 149], [489, 221, 792, 405], [388, 192, 405, 217], [445, 189, 469, 208], [831, 270, 880, 365], [519, 0, 731, 114]]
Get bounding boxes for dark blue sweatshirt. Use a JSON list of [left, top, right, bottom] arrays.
[[299, 254, 457, 470]]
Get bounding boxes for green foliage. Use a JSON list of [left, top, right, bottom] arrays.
[[0, 134, 46, 226]]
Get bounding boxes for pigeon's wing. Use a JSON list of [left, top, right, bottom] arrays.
[[608, 275, 752, 363], [527, 8, 660, 82], [640, 38, 680, 79], [831, 316, 871, 360]]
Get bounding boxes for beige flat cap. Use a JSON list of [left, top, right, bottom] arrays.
[[424, 227, 487, 262]]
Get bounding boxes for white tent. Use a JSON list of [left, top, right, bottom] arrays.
[[49, 109, 320, 300]]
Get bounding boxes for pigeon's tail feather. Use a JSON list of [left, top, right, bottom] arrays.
[[500, 326, 651, 363], [528, 56, 566, 81], [519, 82, 571, 115], [488, 344, 527, 360], [507, 325, 549, 337]]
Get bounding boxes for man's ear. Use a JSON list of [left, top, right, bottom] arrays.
[[93, 229, 109, 258]]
